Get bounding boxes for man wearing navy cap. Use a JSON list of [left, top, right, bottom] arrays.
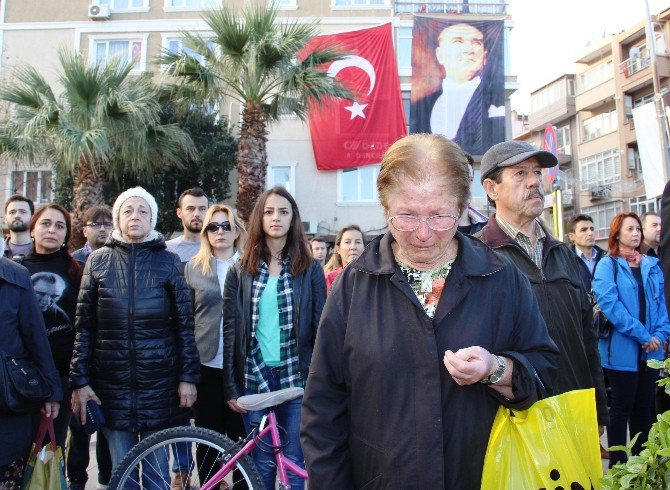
[[476, 140, 609, 447]]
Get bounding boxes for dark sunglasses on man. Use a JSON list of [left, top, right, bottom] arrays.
[[205, 221, 232, 233]]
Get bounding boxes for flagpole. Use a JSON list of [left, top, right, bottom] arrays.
[[644, 0, 670, 183]]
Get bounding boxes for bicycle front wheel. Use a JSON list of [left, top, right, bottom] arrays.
[[108, 426, 264, 489]]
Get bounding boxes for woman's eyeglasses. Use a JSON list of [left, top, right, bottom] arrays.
[[205, 221, 232, 233]]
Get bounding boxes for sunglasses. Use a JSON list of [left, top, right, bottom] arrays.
[[205, 221, 232, 233]]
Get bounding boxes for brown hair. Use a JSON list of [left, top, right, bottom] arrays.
[[82, 205, 112, 225], [191, 204, 246, 276], [377, 134, 470, 213], [241, 186, 312, 277], [608, 212, 643, 256], [29, 203, 82, 281], [323, 225, 365, 273]]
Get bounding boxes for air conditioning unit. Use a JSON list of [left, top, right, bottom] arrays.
[[88, 4, 110, 20], [302, 220, 318, 235]]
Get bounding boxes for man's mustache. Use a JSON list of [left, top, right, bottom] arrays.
[[523, 189, 544, 200]]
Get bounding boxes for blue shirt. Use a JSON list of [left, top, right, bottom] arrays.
[[257, 275, 281, 366], [574, 247, 600, 276]]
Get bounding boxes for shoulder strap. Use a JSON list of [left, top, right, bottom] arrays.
[[609, 255, 618, 281]]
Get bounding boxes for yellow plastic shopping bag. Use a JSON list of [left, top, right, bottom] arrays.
[[481, 388, 602, 490], [21, 415, 67, 490]]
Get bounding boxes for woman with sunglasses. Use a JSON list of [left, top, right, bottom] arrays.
[[184, 204, 247, 478], [23, 203, 82, 449], [223, 186, 326, 490]]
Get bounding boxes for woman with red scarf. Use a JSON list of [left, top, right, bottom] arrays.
[[593, 212, 670, 468]]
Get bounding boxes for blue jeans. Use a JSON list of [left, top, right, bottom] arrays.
[[103, 427, 170, 490], [243, 367, 304, 490]]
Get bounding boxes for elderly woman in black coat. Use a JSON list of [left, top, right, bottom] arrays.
[[301, 134, 560, 489], [69, 187, 199, 489], [0, 250, 61, 488]]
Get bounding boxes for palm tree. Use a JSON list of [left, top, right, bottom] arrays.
[[0, 49, 196, 245], [159, 2, 351, 221]]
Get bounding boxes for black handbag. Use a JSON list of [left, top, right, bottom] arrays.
[[0, 352, 52, 414]]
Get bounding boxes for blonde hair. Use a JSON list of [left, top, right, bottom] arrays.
[[377, 134, 471, 213], [191, 204, 246, 276], [323, 225, 365, 273]]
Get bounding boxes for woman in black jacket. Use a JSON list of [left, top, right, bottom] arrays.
[[223, 186, 326, 490], [0, 250, 62, 487], [70, 187, 199, 488], [23, 203, 82, 449]]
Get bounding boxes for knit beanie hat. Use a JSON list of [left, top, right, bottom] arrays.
[[112, 186, 158, 234]]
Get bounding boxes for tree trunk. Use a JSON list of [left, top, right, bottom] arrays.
[[70, 157, 104, 249], [236, 102, 268, 223]]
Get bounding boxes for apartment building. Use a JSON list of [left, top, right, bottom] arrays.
[[0, 0, 515, 237], [524, 8, 670, 243]]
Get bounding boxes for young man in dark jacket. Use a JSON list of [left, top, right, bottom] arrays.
[[69, 187, 199, 489], [567, 214, 606, 291], [478, 141, 609, 432]]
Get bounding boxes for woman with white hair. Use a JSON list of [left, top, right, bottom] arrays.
[[70, 187, 200, 489]]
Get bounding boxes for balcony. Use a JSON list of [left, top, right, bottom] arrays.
[[394, 1, 507, 14], [590, 183, 612, 201], [620, 54, 651, 78], [575, 77, 616, 112]]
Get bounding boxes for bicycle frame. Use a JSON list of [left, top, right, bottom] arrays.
[[201, 410, 308, 490]]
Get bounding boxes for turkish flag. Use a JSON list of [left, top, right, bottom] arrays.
[[305, 24, 407, 171]]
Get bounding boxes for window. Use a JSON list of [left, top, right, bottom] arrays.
[[332, 0, 387, 8], [581, 201, 623, 240], [556, 125, 571, 155], [530, 78, 574, 113], [96, 0, 148, 11], [629, 195, 657, 217], [11, 170, 53, 205], [582, 110, 617, 142], [470, 170, 492, 215], [396, 27, 412, 74], [579, 149, 620, 190], [402, 90, 410, 134], [164, 37, 212, 63], [577, 60, 613, 93], [338, 165, 380, 203], [267, 163, 296, 195], [165, 0, 218, 11], [634, 92, 655, 108], [273, 0, 297, 8], [91, 37, 147, 72]]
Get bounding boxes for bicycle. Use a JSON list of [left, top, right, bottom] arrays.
[[108, 386, 308, 489]]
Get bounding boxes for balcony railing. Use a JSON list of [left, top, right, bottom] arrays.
[[394, 1, 507, 14], [620, 54, 651, 78]]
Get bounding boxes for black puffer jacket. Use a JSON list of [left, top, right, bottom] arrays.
[[70, 234, 200, 432]]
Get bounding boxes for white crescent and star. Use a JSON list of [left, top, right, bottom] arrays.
[[327, 55, 376, 120]]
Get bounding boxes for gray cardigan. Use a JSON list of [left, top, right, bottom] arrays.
[[185, 254, 238, 364]]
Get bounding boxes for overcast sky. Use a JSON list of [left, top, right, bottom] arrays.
[[507, 0, 670, 114]]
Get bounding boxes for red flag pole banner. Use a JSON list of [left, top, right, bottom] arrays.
[[409, 17, 505, 156], [305, 24, 407, 171]]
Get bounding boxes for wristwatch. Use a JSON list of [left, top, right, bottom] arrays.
[[480, 355, 506, 385]]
